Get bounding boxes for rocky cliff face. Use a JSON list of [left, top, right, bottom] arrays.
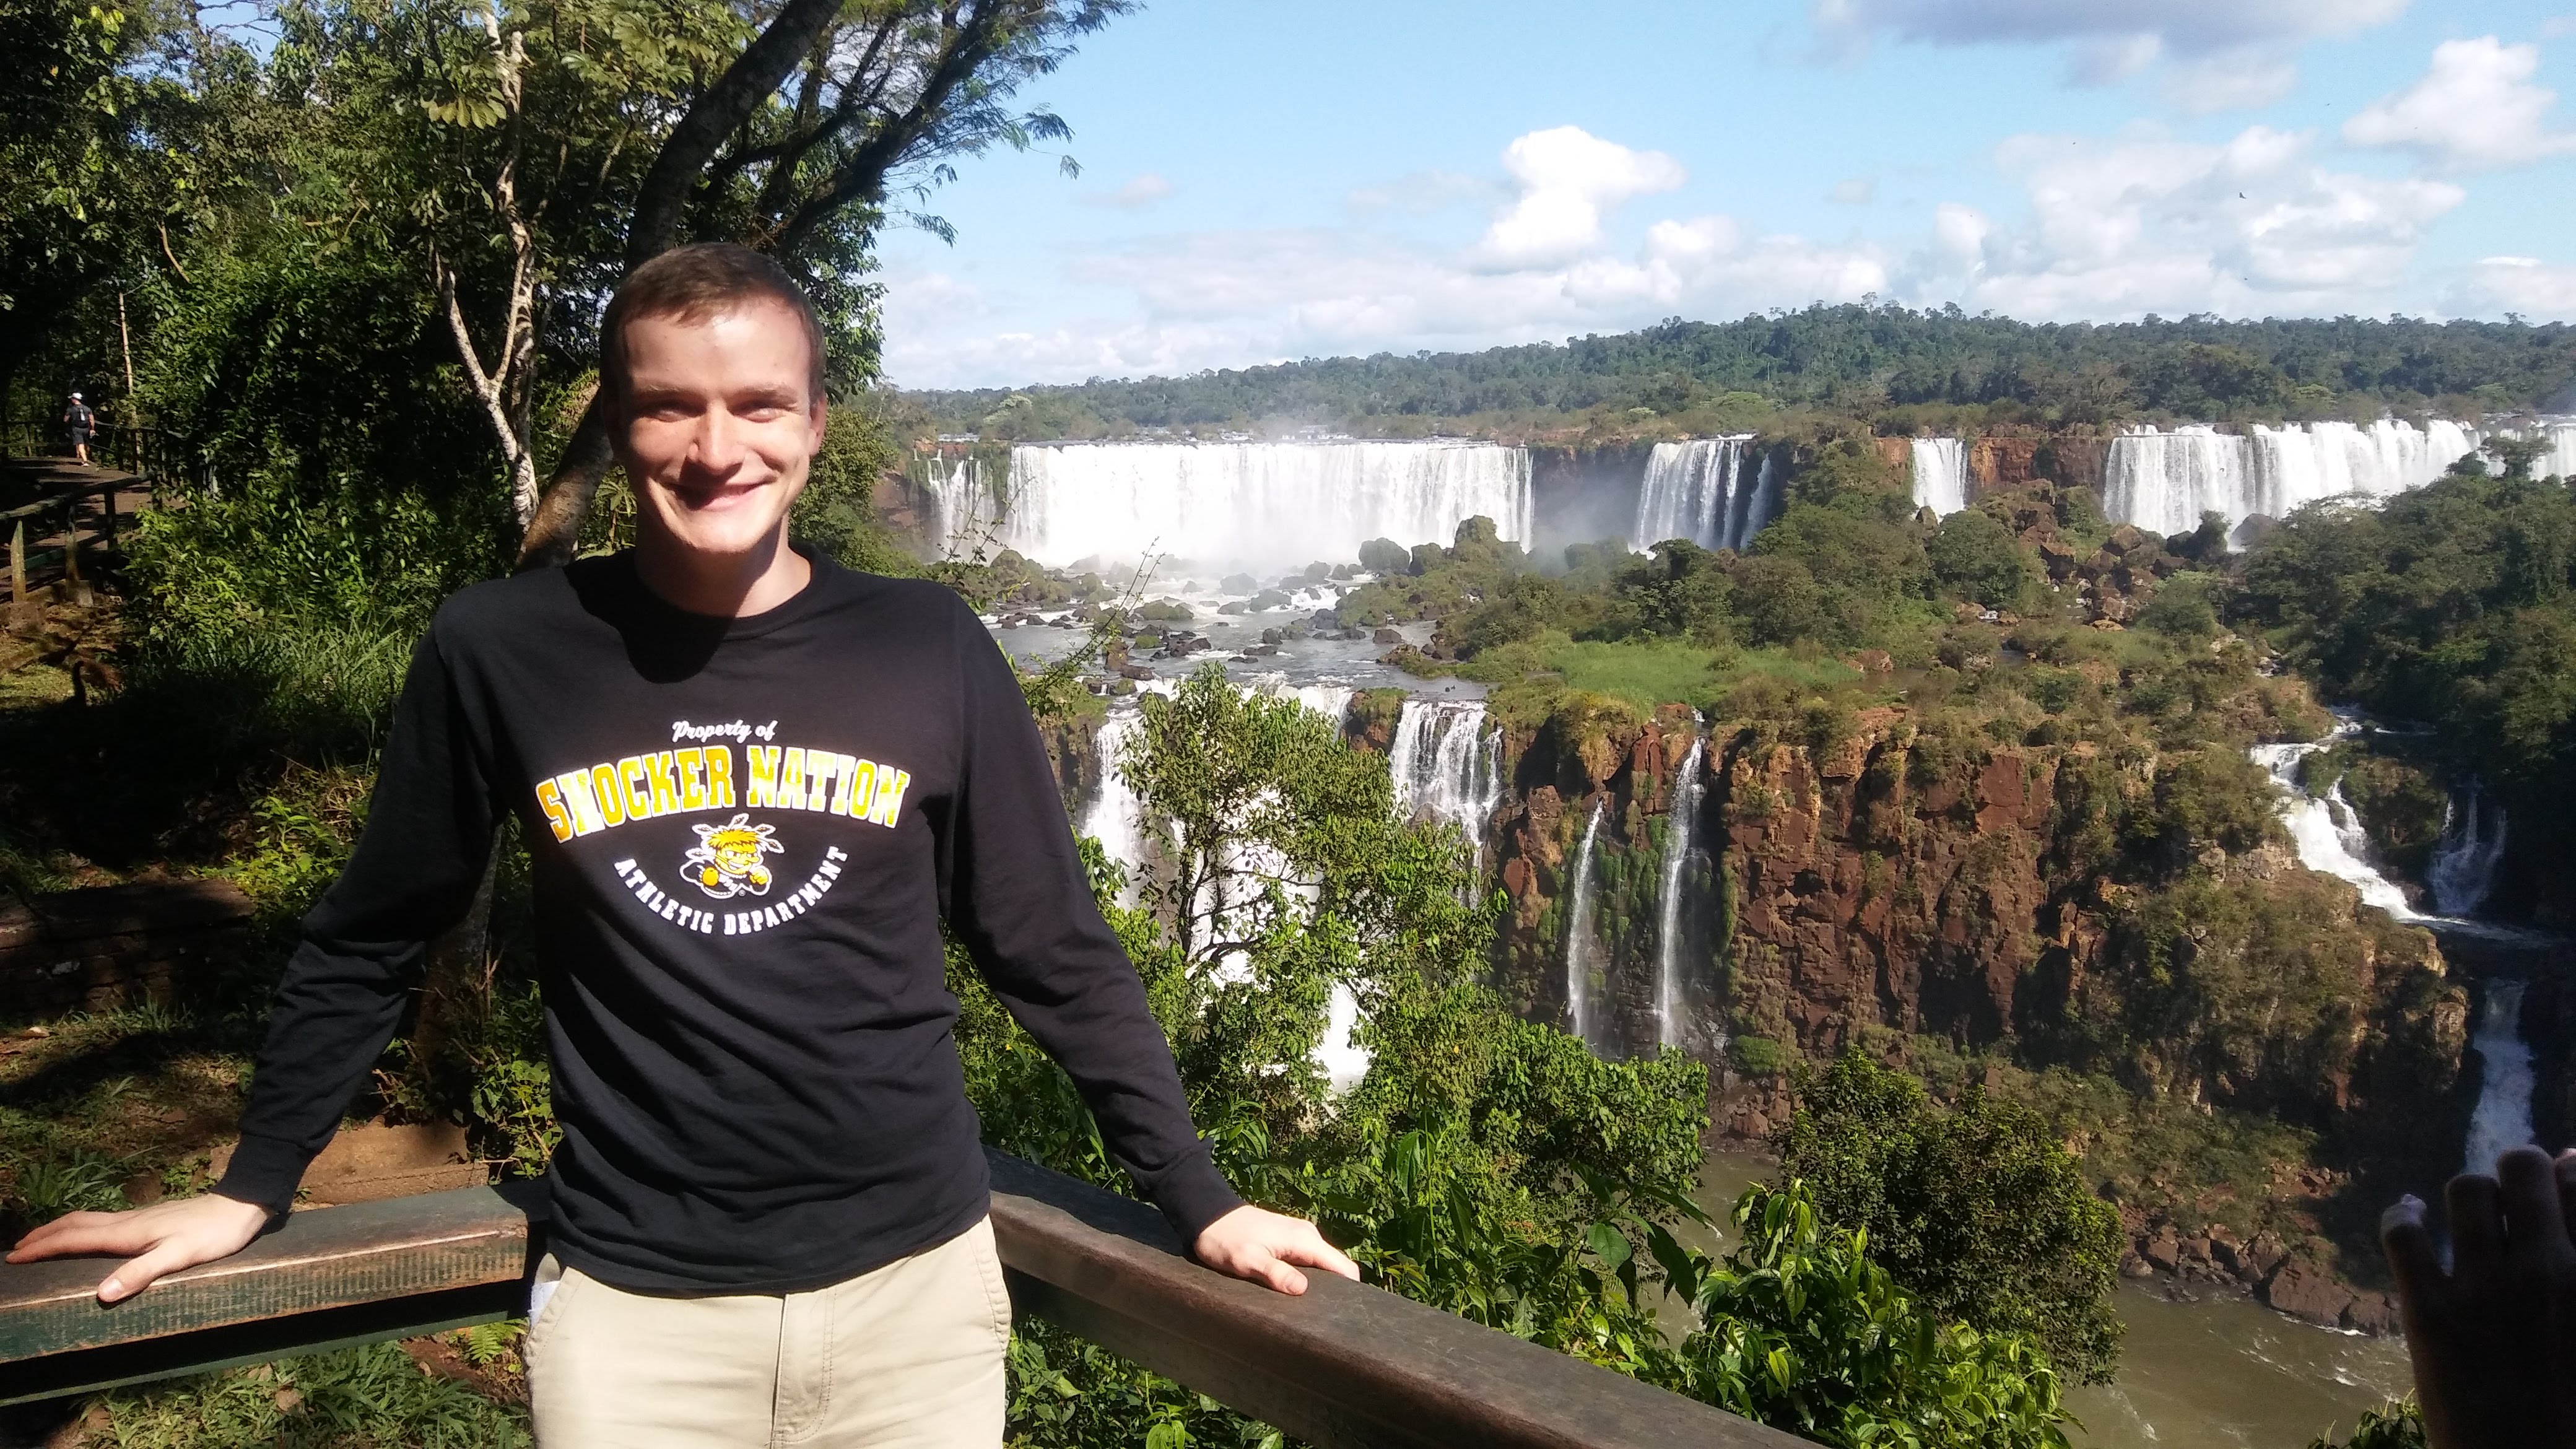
[[1874, 430, 2117, 509], [1484, 703, 2471, 1168]]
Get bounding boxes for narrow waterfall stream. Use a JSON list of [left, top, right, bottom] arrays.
[[1629, 438, 1778, 552], [2250, 726, 2422, 920], [2427, 788, 2508, 917], [1564, 799, 1608, 1051], [1655, 732, 1707, 1050], [2463, 979, 2537, 1175], [1388, 700, 1504, 847], [2255, 722, 2543, 1178], [1908, 438, 1967, 516]]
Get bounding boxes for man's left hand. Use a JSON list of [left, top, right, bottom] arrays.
[[1193, 1205, 1360, 1295]]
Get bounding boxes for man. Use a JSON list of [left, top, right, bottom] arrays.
[[9, 243, 1354, 1446], [63, 392, 92, 464]]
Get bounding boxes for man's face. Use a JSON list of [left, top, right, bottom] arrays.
[[614, 300, 824, 562]]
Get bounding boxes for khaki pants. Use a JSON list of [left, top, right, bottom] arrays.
[[525, 1217, 1011, 1448]]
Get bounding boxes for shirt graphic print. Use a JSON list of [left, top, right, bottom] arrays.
[[530, 718, 912, 938]]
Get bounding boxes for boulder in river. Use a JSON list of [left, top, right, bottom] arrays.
[[2259, 1260, 2355, 1327]]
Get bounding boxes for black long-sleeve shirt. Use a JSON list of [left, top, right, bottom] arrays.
[[215, 549, 1240, 1294]]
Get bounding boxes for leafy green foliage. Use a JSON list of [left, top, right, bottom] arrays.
[[1926, 508, 2040, 611], [1772, 1051, 2125, 1383], [2241, 469, 2576, 913], [907, 305, 2576, 440], [1657, 1180, 2073, 1449], [944, 663, 2076, 1448], [2308, 1399, 2428, 1449]]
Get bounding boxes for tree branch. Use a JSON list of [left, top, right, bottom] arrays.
[[622, 0, 848, 268]]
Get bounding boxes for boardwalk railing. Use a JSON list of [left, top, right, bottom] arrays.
[[0, 1151, 1810, 1448]]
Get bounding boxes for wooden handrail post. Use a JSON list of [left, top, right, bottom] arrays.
[[62, 500, 80, 585], [9, 520, 23, 604]]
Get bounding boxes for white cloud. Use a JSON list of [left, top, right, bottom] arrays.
[[1082, 173, 1177, 209], [2344, 37, 2576, 172], [1469, 126, 1686, 268], [2453, 255, 2576, 315], [880, 131, 1878, 386], [1814, 0, 2403, 111], [2161, 49, 2300, 113], [880, 116, 2500, 389], [1912, 124, 2462, 318], [1829, 176, 1877, 204]]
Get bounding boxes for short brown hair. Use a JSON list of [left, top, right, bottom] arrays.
[[599, 243, 827, 409]]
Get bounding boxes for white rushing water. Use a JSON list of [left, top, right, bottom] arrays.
[[1630, 437, 1778, 552], [926, 453, 996, 558], [2250, 727, 2422, 921], [1564, 799, 1608, 1050], [2494, 419, 2576, 479], [972, 440, 1533, 571], [1388, 701, 1505, 849], [2427, 788, 2509, 918], [2463, 980, 2537, 1177], [1655, 730, 1707, 1050], [2104, 420, 2482, 539], [1910, 437, 1969, 516]]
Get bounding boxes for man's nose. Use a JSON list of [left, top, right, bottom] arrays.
[[689, 408, 749, 475]]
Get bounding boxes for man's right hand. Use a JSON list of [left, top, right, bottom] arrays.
[[7, 1193, 273, 1302]]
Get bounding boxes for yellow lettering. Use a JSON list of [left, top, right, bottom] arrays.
[[779, 748, 806, 810], [678, 747, 708, 811], [844, 759, 876, 819], [557, 770, 606, 835], [705, 745, 736, 808], [590, 764, 627, 827], [827, 754, 863, 816], [747, 746, 781, 808], [865, 768, 911, 829], [620, 755, 655, 820], [535, 779, 574, 842], [648, 751, 680, 816], [804, 752, 838, 811]]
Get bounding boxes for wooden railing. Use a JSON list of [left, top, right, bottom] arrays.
[[4, 476, 141, 605], [0, 1152, 1810, 1448]]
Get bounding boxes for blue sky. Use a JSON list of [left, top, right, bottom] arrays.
[[874, 1, 2576, 389]]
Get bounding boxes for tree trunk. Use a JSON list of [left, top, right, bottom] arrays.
[[515, 398, 613, 571]]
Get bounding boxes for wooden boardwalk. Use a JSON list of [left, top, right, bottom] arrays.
[[1, 456, 154, 605]]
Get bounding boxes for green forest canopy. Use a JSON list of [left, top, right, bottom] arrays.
[[905, 306, 2576, 442]]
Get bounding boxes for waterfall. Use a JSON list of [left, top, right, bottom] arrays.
[[2105, 420, 2483, 539], [1388, 700, 1505, 847], [1630, 437, 1778, 553], [1910, 438, 1968, 516], [1655, 731, 1707, 1050], [927, 453, 994, 559], [2250, 728, 2421, 920], [2428, 788, 2509, 918], [1564, 799, 1608, 1050], [2492, 420, 2576, 480], [2463, 980, 2537, 1176], [986, 440, 1534, 570]]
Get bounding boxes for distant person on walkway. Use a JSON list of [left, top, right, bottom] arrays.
[[7, 243, 1356, 1448], [2381, 1144, 2576, 1448], [62, 393, 92, 464]]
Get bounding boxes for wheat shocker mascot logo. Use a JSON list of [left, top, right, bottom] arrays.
[[685, 813, 784, 899]]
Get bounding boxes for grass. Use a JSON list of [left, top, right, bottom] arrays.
[[82, 1341, 531, 1448], [0, 1004, 255, 1238], [1473, 632, 1871, 726]]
